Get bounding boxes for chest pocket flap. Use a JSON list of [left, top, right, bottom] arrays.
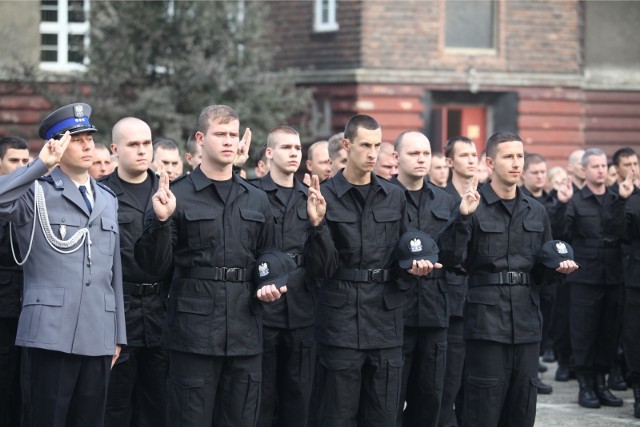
[[101, 217, 118, 233], [297, 206, 308, 220], [373, 209, 402, 223], [326, 211, 357, 223], [432, 210, 451, 221], [118, 212, 136, 225], [478, 221, 506, 233], [23, 288, 64, 307], [47, 213, 81, 228], [523, 220, 544, 232], [184, 210, 218, 221], [240, 208, 265, 223]]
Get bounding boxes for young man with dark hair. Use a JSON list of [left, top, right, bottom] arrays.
[[0, 136, 29, 427], [391, 130, 454, 427], [254, 144, 270, 178], [439, 131, 578, 427], [101, 117, 168, 427], [90, 143, 114, 180], [612, 147, 639, 193], [135, 105, 277, 427], [252, 125, 316, 427], [306, 140, 332, 182], [305, 114, 435, 426], [327, 132, 347, 177], [184, 133, 203, 172], [373, 141, 398, 180], [152, 138, 182, 181], [428, 152, 449, 188]]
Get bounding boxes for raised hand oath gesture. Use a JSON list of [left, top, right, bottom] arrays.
[[460, 176, 481, 216], [307, 174, 326, 227], [619, 174, 635, 199], [233, 128, 252, 168], [152, 171, 176, 222], [556, 175, 574, 203], [39, 131, 71, 169]]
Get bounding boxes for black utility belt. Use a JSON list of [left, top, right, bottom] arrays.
[[333, 268, 394, 283], [288, 253, 305, 267], [123, 282, 162, 296], [175, 267, 249, 282], [468, 271, 530, 287], [424, 269, 446, 279], [574, 238, 620, 248]]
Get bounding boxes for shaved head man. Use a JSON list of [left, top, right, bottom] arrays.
[[306, 140, 332, 181], [567, 149, 586, 190]]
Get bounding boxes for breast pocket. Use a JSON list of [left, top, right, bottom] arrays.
[[116, 212, 136, 248], [522, 220, 544, 255], [240, 208, 266, 245], [478, 221, 506, 256], [99, 217, 118, 256], [373, 209, 402, 245], [184, 209, 219, 249], [431, 209, 451, 228], [326, 211, 358, 248]]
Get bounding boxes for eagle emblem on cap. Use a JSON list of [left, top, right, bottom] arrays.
[[258, 262, 269, 277], [555, 241, 568, 255], [74, 104, 84, 118], [409, 238, 423, 253]]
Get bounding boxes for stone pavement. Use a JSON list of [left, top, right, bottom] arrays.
[[535, 362, 638, 426]]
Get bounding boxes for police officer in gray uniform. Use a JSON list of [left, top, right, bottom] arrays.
[[0, 103, 126, 427]]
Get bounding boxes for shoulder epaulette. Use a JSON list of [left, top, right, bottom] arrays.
[[37, 175, 54, 183], [96, 181, 117, 197]]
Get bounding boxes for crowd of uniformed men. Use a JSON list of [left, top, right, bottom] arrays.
[[0, 101, 637, 427]]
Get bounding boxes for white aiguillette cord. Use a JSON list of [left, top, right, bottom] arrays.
[[10, 181, 92, 265]]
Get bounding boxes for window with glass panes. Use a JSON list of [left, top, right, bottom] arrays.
[[39, 0, 90, 71]]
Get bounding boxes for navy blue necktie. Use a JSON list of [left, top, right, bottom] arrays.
[[79, 185, 92, 213]]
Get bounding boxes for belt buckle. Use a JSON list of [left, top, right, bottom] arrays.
[[225, 268, 240, 281], [507, 272, 522, 285], [369, 269, 384, 282]]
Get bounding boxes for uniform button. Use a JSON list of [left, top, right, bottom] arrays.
[[36, 299, 40, 303], [85, 281, 91, 287], [61, 219, 65, 223], [89, 222, 93, 227]]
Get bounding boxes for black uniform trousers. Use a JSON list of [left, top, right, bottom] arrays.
[[538, 281, 557, 354], [570, 283, 620, 374], [167, 350, 261, 427], [257, 326, 315, 427], [398, 326, 447, 427], [551, 278, 572, 367], [21, 348, 111, 427], [463, 340, 539, 427], [623, 287, 640, 383], [315, 345, 402, 427], [104, 345, 168, 427], [0, 318, 20, 427], [439, 316, 465, 427]]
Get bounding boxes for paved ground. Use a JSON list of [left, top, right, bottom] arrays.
[[535, 361, 637, 426]]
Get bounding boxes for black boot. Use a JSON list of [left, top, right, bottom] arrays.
[[608, 364, 628, 391], [595, 373, 623, 407], [539, 361, 548, 373], [577, 374, 601, 408], [542, 347, 556, 363], [533, 376, 553, 395], [633, 383, 640, 418], [555, 364, 571, 382]]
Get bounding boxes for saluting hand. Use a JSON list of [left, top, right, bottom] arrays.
[[556, 175, 573, 203], [39, 131, 71, 169], [152, 171, 176, 222], [233, 128, 252, 168], [460, 176, 481, 216], [407, 259, 443, 277], [619, 174, 635, 199], [307, 174, 327, 227]]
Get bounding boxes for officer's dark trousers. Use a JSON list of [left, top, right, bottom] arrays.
[[0, 318, 20, 427], [551, 278, 572, 366], [257, 326, 315, 427], [570, 283, 620, 374], [316, 344, 402, 427], [167, 350, 261, 427], [439, 316, 465, 427], [538, 281, 557, 354], [462, 340, 539, 427], [104, 345, 168, 427], [398, 326, 447, 427], [623, 287, 640, 383], [22, 348, 110, 427]]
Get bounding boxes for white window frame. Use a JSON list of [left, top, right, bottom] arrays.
[[39, 0, 90, 72], [314, 0, 339, 33]]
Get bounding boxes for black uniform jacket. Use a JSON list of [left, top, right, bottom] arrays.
[[439, 183, 552, 344], [305, 171, 407, 350], [0, 219, 22, 318], [443, 181, 468, 318], [100, 169, 166, 347], [135, 167, 274, 356], [560, 185, 625, 286], [623, 191, 640, 288], [392, 177, 456, 328], [253, 173, 314, 329]]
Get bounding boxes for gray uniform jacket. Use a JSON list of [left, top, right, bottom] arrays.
[[0, 159, 126, 356]]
